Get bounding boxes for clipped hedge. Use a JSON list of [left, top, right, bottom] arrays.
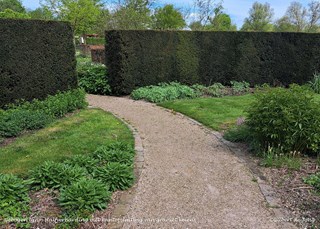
[[106, 30, 320, 95], [0, 19, 77, 108]]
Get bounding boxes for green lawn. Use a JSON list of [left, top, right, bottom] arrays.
[[160, 94, 255, 131], [160, 93, 320, 131], [0, 109, 133, 175]]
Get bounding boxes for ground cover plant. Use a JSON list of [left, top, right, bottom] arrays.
[[0, 109, 135, 228], [77, 56, 111, 95], [0, 89, 87, 138]]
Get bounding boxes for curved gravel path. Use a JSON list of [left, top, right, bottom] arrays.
[[87, 95, 296, 229]]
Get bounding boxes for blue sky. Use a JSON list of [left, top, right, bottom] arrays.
[[22, 0, 311, 28]]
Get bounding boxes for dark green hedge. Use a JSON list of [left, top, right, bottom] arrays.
[[105, 30, 320, 95], [0, 19, 77, 108]]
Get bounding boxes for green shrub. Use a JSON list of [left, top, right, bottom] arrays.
[[223, 124, 252, 143], [59, 178, 111, 213], [64, 155, 99, 174], [304, 173, 320, 192], [93, 162, 134, 191], [131, 82, 198, 103], [309, 72, 320, 94], [247, 85, 320, 154], [93, 146, 134, 165], [230, 81, 250, 94], [0, 174, 31, 226], [204, 83, 226, 97], [30, 161, 88, 190], [77, 60, 111, 95]]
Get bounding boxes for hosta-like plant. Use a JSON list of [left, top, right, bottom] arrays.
[[59, 178, 111, 212], [93, 146, 134, 165], [0, 174, 32, 224], [64, 155, 99, 174], [93, 162, 134, 191], [30, 161, 88, 190]]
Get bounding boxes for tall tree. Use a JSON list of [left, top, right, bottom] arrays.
[[41, 0, 102, 34], [241, 2, 274, 31], [0, 0, 25, 13], [107, 0, 153, 29], [152, 4, 186, 30], [0, 8, 29, 18], [29, 7, 54, 20], [274, 1, 320, 32]]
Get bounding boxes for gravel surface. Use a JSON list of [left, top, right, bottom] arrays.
[[87, 95, 296, 229]]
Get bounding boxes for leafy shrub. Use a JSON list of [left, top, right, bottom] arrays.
[[64, 155, 99, 174], [93, 162, 134, 191], [230, 81, 250, 94], [93, 146, 134, 165], [247, 85, 320, 154], [304, 173, 320, 192], [309, 72, 320, 94], [204, 83, 226, 97], [131, 82, 198, 103], [223, 124, 252, 143], [59, 178, 111, 213], [30, 161, 88, 190], [77, 60, 111, 95], [0, 174, 31, 226]]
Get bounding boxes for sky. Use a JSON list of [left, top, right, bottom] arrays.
[[22, 0, 311, 28]]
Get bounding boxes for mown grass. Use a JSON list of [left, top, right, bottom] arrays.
[[160, 94, 255, 130], [0, 109, 133, 175]]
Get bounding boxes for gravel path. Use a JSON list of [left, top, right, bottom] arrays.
[[87, 95, 296, 229]]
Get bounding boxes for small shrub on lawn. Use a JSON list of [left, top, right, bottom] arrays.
[[247, 85, 320, 154], [59, 178, 111, 213], [30, 161, 88, 190], [230, 81, 250, 94], [131, 82, 198, 103], [0, 174, 32, 227], [304, 173, 320, 192], [204, 83, 226, 97], [224, 124, 252, 143], [77, 60, 111, 95], [93, 162, 134, 191], [309, 72, 320, 94], [64, 155, 99, 174]]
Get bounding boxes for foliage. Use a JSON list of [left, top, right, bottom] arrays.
[[28, 7, 53, 20], [93, 162, 134, 191], [309, 72, 320, 94], [0, 8, 30, 18], [0, 110, 52, 137], [64, 155, 99, 174], [274, 1, 320, 33], [59, 178, 111, 212], [304, 173, 320, 192], [131, 82, 198, 103], [230, 81, 250, 94], [204, 83, 225, 97], [93, 145, 134, 165], [30, 161, 88, 190], [0, 0, 25, 13], [77, 59, 111, 95], [86, 37, 105, 45], [153, 4, 186, 30], [41, 0, 102, 34], [223, 124, 252, 143], [0, 89, 87, 138], [0, 174, 31, 227], [247, 85, 320, 154], [241, 2, 274, 31]]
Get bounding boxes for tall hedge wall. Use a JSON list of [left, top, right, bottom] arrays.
[[0, 19, 77, 108], [106, 30, 320, 95]]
